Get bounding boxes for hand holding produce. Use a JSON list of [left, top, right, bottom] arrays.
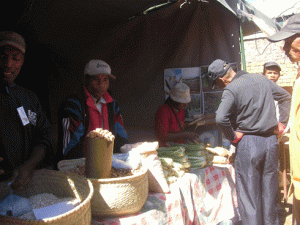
[[183, 131, 199, 143]]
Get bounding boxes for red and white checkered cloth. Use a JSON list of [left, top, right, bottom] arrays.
[[92, 165, 239, 225]]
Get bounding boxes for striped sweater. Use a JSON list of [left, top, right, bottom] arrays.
[[56, 86, 128, 161]]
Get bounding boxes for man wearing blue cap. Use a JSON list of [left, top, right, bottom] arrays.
[[267, 13, 300, 224], [208, 59, 291, 225]]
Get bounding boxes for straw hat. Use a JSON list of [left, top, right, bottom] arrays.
[[169, 83, 191, 104]]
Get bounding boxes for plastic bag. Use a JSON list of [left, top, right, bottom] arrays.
[[0, 190, 32, 217], [113, 152, 142, 170], [112, 157, 132, 170], [141, 153, 170, 193]]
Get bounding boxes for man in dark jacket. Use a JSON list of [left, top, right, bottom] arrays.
[[0, 31, 53, 190], [56, 59, 128, 162], [208, 59, 291, 225]]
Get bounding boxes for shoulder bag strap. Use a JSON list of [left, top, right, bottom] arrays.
[[167, 102, 184, 132]]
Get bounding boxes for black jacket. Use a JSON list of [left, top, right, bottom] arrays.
[[0, 84, 53, 180]]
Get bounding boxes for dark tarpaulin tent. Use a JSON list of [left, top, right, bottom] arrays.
[[0, 0, 277, 142]]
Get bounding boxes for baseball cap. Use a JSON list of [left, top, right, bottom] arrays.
[[169, 83, 191, 104], [267, 14, 300, 42], [263, 61, 281, 71], [0, 31, 26, 53], [84, 60, 116, 79], [208, 59, 234, 81]]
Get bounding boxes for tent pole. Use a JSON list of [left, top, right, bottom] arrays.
[[239, 20, 247, 72]]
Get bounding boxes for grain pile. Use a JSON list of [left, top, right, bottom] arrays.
[[66, 164, 140, 178], [19, 193, 79, 220], [86, 128, 115, 141]]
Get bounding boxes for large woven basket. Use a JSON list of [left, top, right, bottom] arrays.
[[58, 158, 149, 217], [0, 169, 93, 225]]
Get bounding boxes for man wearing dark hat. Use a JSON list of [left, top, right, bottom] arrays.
[[208, 59, 291, 225], [0, 31, 52, 191], [263, 61, 281, 83], [267, 13, 300, 224], [263, 61, 282, 121]]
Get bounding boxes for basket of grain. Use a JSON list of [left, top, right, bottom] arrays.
[[0, 169, 93, 225], [57, 157, 149, 217]]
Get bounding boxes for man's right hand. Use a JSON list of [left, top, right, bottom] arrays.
[[184, 131, 199, 142]]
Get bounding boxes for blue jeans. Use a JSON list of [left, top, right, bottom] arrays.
[[234, 134, 279, 225]]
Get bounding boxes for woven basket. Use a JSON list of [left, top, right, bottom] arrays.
[[0, 169, 93, 225], [58, 158, 149, 217]]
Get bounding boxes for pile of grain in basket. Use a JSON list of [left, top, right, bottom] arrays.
[[67, 163, 140, 177], [19, 193, 80, 220]]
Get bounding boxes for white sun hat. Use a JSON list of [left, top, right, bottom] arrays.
[[169, 83, 191, 104]]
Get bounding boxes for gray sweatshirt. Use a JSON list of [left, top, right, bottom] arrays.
[[216, 71, 291, 141]]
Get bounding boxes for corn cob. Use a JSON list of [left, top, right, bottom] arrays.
[[160, 157, 174, 168], [157, 146, 185, 158]]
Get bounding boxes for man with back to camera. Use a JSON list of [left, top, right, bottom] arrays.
[[267, 13, 300, 224], [0, 31, 53, 191], [207, 59, 291, 225]]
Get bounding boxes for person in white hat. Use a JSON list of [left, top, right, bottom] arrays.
[[154, 82, 199, 147], [0, 31, 53, 191], [56, 59, 128, 162]]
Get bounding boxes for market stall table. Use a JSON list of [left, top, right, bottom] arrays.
[[91, 164, 240, 225]]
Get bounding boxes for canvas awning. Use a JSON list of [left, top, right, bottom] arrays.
[[0, 0, 278, 127], [217, 0, 281, 36]]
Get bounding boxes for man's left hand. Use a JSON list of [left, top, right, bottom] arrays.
[[275, 122, 286, 140], [232, 131, 244, 144]]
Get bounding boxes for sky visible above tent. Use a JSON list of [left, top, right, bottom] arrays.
[[246, 0, 300, 19]]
